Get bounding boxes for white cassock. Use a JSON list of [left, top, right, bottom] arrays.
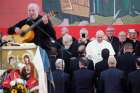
[[86, 40, 115, 64]]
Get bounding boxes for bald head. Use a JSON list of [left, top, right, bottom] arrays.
[[108, 56, 117, 68], [119, 31, 126, 36], [61, 27, 69, 36], [27, 3, 40, 19], [118, 31, 127, 42]]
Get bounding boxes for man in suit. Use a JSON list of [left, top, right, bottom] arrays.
[[95, 48, 109, 93], [127, 57, 140, 93], [95, 48, 110, 78], [117, 43, 137, 75], [117, 31, 133, 56], [68, 44, 94, 74], [51, 59, 70, 93], [128, 29, 140, 57], [99, 56, 125, 93], [105, 26, 120, 55], [73, 57, 96, 93]]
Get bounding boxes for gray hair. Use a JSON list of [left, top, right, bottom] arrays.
[[62, 34, 73, 48], [55, 59, 65, 70]]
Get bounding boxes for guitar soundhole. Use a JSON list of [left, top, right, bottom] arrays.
[[20, 32, 26, 36]]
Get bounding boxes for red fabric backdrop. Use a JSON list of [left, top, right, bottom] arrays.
[[0, 24, 140, 40], [0, 0, 42, 28], [55, 24, 140, 40]]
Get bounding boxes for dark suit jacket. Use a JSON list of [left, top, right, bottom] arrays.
[[52, 69, 70, 93], [95, 59, 108, 93], [117, 52, 137, 75], [100, 68, 125, 93], [73, 68, 95, 93], [107, 36, 120, 54], [95, 59, 108, 78], [127, 69, 140, 93], [69, 57, 94, 73]]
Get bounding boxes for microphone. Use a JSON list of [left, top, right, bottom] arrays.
[[0, 40, 10, 46]]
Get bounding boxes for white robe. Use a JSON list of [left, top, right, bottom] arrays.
[[86, 40, 115, 64]]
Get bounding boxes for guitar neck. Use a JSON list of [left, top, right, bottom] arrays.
[[24, 18, 42, 33], [30, 18, 42, 29]]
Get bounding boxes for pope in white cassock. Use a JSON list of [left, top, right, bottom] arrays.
[[86, 30, 115, 64]]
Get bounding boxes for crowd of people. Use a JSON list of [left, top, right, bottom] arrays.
[[46, 26, 140, 93], [5, 2, 140, 93]]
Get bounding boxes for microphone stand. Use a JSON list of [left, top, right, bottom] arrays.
[[0, 41, 10, 47]]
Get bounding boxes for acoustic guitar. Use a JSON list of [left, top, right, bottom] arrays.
[[11, 10, 56, 43]]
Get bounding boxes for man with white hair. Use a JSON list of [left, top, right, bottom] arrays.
[[60, 34, 78, 73], [8, 3, 56, 93], [86, 30, 115, 64], [55, 59, 65, 70], [57, 27, 77, 46], [52, 59, 70, 93], [8, 3, 56, 47], [62, 34, 73, 49], [61, 34, 78, 58]]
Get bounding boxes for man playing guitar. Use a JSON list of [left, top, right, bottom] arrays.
[[8, 3, 56, 52], [8, 3, 56, 93]]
